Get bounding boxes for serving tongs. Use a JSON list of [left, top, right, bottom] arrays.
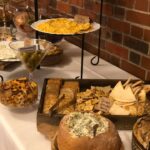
[[93, 124, 99, 137], [0, 75, 4, 91], [49, 92, 76, 117], [49, 94, 64, 117]]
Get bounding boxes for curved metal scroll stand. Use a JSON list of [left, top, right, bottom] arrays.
[[34, 0, 103, 78], [76, 0, 104, 79], [91, 0, 104, 65]]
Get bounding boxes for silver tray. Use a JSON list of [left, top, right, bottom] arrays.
[[0, 41, 20, 62]]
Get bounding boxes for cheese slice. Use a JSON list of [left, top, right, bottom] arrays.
[[109, 81, 124, 100], [114, 101, 135, 106], [109, 81, 136, 103], [109, 103, 130, 115], [123, 86, 136, 102]]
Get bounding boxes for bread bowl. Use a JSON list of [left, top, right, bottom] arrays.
[[57, 112, 122, 150]]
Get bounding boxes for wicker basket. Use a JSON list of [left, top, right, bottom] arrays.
[[41, 44, 63, 66], [41, 51, 63, 66]]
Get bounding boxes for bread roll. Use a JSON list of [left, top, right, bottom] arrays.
[[43, 79, 62, 114], [57, 112, 122, 150], [57, 81, 79, 114]]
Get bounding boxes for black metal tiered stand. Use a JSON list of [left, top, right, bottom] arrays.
[[90, 0, 104, 66], [34, 0, 39, 39], [33, 0, 103, 79]]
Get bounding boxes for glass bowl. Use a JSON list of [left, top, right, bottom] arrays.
[[9, 39, 52, 73], [0, 77, 38, 109]]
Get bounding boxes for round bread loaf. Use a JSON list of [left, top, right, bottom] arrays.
[[57, 112, 122, 150]]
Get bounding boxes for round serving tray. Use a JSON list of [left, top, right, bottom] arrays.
[[31, 18, 100, 36], [0, 56, 20, 62], [0, 41, 20, 62]]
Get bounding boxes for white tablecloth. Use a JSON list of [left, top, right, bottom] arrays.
[[0, 40, 136, 150]]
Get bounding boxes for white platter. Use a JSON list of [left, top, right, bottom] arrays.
[[0, 58, 20, 62], [0, 41, 20, 62], [31, 18, 100, 35]]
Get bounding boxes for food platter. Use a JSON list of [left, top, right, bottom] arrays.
[[37, 78, 150, 131], [31, 18, 100, 35], [0, 41, 20, 62]]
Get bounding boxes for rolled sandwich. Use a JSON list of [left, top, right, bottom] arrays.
[[43, 79, 62, 114]]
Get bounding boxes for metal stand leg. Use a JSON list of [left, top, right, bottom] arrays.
[[34, 0, 41, 69], [76, 34, 85, 79], [34, 0, 39, 39], [81, 34, 85, 79], [91, 0, 104, 65]]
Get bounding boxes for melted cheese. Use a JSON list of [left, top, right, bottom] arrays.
[[36, 18, 91, 34], [67, 112, 108, 138]]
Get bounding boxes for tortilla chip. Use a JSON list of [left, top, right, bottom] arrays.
[[109, 103, 130, 115], [109, 81, 136, 102]]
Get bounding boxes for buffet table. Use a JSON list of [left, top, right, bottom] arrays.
[[0, 40, 137, 150]]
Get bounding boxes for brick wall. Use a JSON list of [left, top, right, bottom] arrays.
[[102, 0, 150, 80], [32, 0, 150, 79]]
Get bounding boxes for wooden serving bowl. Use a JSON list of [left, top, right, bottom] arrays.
[[132, 116, 150, 150], [41, 51, 63, 66]]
